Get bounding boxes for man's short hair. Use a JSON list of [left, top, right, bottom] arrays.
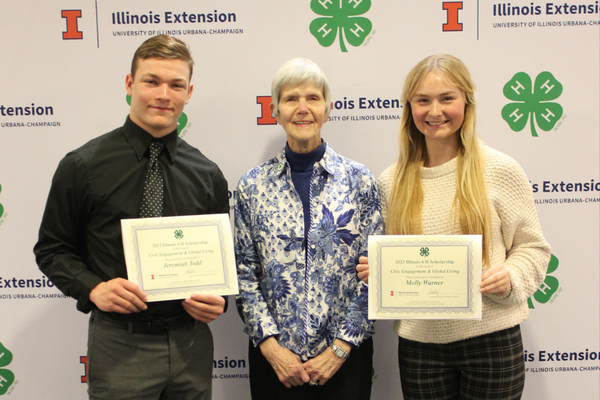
[[131, 35, 194, 80]]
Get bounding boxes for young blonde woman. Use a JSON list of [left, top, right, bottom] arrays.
[[358, 55, 551, 399]]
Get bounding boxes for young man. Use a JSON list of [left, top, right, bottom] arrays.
[[34, 35, 228, 400]]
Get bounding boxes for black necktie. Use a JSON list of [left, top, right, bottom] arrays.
[[140, 140, 164, 218]]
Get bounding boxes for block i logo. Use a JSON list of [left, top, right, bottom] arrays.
[[62, 10, 83, 40], [256, 96, 276, 126], [442, 2, 463, 31]]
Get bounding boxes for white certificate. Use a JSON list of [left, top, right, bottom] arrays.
[[121, 214, 239, 301], [368, 235, 481, 320]]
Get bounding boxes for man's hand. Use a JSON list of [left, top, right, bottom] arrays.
[[182, 294, 225, 323], [260, 337, 310, 388], [89, 278, 148, 313], [356, 256, 370, 284], [303, 339, 350, 386], [480, 265, 512, 296]]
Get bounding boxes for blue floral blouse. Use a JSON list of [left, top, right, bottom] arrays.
[[234, 143, 383, 360]]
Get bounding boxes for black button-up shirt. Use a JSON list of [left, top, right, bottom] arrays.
[[34, 118, 229, 320]]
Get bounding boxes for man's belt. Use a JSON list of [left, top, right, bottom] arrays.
[[92, 310, 195, 335]]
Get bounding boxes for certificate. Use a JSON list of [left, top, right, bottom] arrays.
[[121, 214, 239, 301], [368, 235, 481, 320]]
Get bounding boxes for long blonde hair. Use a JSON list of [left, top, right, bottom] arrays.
[[386, 54, 492, 266]]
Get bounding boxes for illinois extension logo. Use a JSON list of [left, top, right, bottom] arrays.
[[442, 2, 463, 31], [256, 96, 276, 125], [62, 10, 83, 40], [528, 254, 561, 309], [80, 356, 88, 383], [501, 72, 564, 137], [0, 342, 16, 395], [309, 0, 373, 52]]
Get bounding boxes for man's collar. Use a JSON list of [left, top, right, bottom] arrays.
[[124, 117, 178, 163]]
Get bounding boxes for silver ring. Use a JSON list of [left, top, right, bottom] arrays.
[[309, 381, 318, 386]]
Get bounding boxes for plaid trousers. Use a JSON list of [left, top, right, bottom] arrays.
[[398, 325, 525, 400]]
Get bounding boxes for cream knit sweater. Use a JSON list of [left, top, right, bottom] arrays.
[[378, 145, 551, 343]]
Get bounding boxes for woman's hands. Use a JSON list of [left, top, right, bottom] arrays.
[[261, 338, 352, 387], [480, 264, 512, 296], [356, 256, 370, 284], [303, 340, 350, 386], [260, 337, 311, 388]]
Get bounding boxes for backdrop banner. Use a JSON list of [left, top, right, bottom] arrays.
[[0, 1, 598, 399]]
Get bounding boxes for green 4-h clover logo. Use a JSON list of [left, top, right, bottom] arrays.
[[126, 95, 188, 136], [309, 0, 372, 52], [174, 229, 184, 239], [420, 247, 429, 257], [501, 72, 563, 137], [0, 184, 4, 218], [528, 254, 560, 309], [0, 342, 15, 395]]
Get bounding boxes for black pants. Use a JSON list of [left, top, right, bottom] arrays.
[[248, 337, 373, 400]]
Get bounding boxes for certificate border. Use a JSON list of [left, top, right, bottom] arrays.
[[370, 235, 481, 319], [123, 214, 238, 299]]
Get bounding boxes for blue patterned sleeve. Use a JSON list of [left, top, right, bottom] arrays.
[[234, 175, 280, 347], [337, 169, 384, 346]]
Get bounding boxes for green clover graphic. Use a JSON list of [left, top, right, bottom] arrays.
[[528, 254, 560, 309], [126, 95, 188, 136], [501, 72, 563, 137], [420, 247, 429, 257], [309, 0, 372, 52], [0, 184, 4, 218], [0, 342, 15, 395], [174, 230, 184, 239]]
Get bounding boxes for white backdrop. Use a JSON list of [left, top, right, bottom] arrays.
[[0, 1, 598, 399]]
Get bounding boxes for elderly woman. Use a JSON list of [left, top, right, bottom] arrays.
[[358, 54, 550, 399], [234, 58, 383, 400]]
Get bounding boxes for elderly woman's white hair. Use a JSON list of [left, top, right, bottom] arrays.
[[270, 58, 332, 116]]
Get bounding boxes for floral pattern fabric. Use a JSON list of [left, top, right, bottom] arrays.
[[234, 143, 383, 360]]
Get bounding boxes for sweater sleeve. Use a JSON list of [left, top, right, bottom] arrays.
[[485, 152, 551, 305], [377, 164, 396, 229]]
